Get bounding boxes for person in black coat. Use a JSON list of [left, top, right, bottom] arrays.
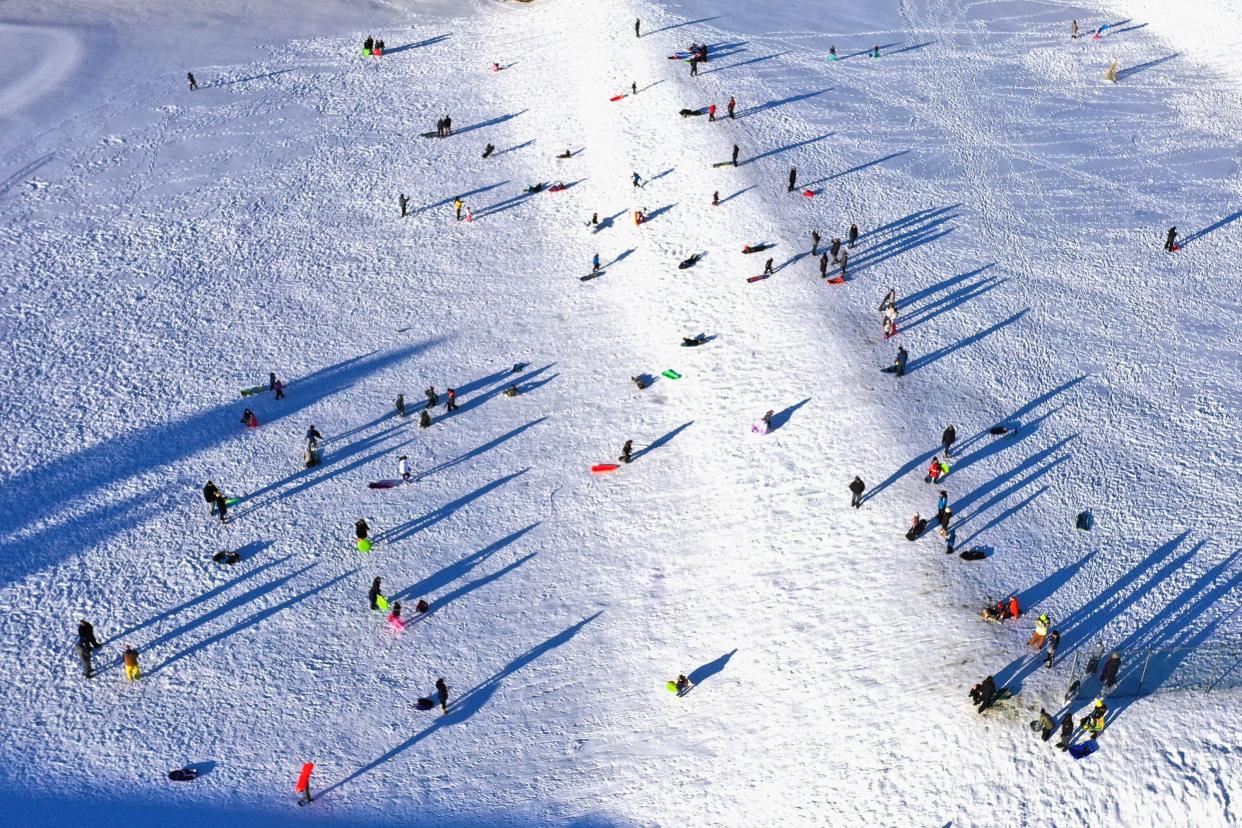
[[732, 144, 739, 167], [849, 476, 865, 508], [1044, 629, 1061, 668], [941, 425, 957, 457], [1164, 226, 1178, 251], [368, 577, 382, 610], [894, 346, 909, 377], [76, 640, 94, 678], [436, 677, 449, 713], [425, 386, 439, 408], [848, 223, 859, 248], [819, 253, 829, 278], [355, 519, 370, 541], [974, 675, 997, 712], [620, 440, 633, 464], [1056, 713, 1074, 750], [811, 230, 821, 255], [78, 620, 102, 650], [203, 481, 221, 514], [787, 167, 797, 192], [1100, 652, 1122, 688]]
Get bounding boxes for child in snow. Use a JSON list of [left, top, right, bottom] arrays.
[[396, 393, 406, 417], [399, 455, 411, 483], [883, 303, 898, 338], [1044, 629, 1061, 668], [905, 513, 927, 540], [620, 440, 633, 464], [436, 678, 449, 713], [446, 388, 458, 411], [1164, 226, 1178, 251], [587, 212, 599, 227], [123, 646, 140, 681], [306, 424, 323, 446], [454, 198, 464, 220], [241, 409, 258, 428], [927, 457, 944, 484], [187, 72, 198, 90], [387, 602, 405, 631], [763, 258, 774, 275], [727, 96, 736, 118], [632, 171, 643, 188], [368, 577, 382, 610], [675, 675, 693, 696], [937, 508, 953, 538], [1027, 613, 1050, 648], [355, 519, 369, 541], [214, 493, 229, 524]]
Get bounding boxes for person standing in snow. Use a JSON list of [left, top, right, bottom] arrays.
[[941, 425, 957, 457], [396, 393, 406, 418], [1038, 708, 1056, 742], [848, 223, 859, 248], [1044, 629, 1061, 668], [936, 490, 949, 517], [76, 639, 93, 679], [820, 253, 830, 278], [399, 193, 409, 217], [849, 476, 865, 508], [732, 144, 740, 167], [587, 212, 599, 228], [483, 143, 495, 158], [79, 619, 102, 651], [971, 675, 996, 711], [203, 480, 222, 515], [123, 645, 140, 681], [388, 602, 405, 631], [592, 253, 601, 273], [446, 388, 458, 411], [454, 198, 464, 221], [838, 250, 849, 280], [689, 57, 699, 76], [436, 677, 449, 713], [368, 577, 383, 610], [1027, 613, 1051, 648], [635, 18, 641, 37], [871, 45, 880, 58], [364, 35, 374, 53], [1100, 652, 1122, 688], [1056, 712, 1074, 749], [399, 455, 411, 484], [425, 385, 439, 408], [632, 171, 644, 188], [1071, 19, 1079, 39], [882, 302, 898, 338], [830, 237, 842, 263], [355, 519, 370, 542], [712, 191, 719, 206], [727, 96, 736, 118], [708, 103, 716, 121], [828, 45, 837, 60], [1164, 226, 1178, 251], [1007, 595, 1021, 620], [894, 346, 908, 377], [443, 116, 452, 136], [306, 424, 324, 447], [937, 507, 953, 538], [811, 230, 821, 256], [241, 408, 258, 428], [620, 440, 633, 464], [214, 492, 229, 524], [880, 287, 896, 311], [763, 258, 774, 275], [787, 167, 797, 192], [187, 72, 198, 91], [419, 409, 432, 428]]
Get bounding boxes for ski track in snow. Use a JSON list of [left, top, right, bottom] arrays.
[[0, 0, 1239, 824]]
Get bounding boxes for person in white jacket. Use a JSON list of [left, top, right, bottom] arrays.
[[399, 455, 411, 484]]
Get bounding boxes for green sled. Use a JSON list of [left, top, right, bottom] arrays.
[[662, 370, 681, 380]]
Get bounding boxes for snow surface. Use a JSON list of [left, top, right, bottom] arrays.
[[0, 0, 1239, 824]]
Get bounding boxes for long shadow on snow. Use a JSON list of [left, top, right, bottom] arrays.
[[768, 399, 810, 432], [903, 309, 1029, 374], [318, 613, 600, 799], [736, 89, 830, 120], [700, 52, 789, 76], [633, 422, 693, 461], [861, 375, 1084, 505], [110, 553, 291, 642], [840, 42, 900, 60], [717, 186, 754, 205], [951, 433, 1076, 515], [0, 342, 439, 588], [386, 34, 452, 54], [951, 449, 1072, 535], [209, 68, 296, 89], [742, 133, 834, 166], [953, 485, 1048, 550], [804, 150, 910, 188], [377, 470, 529, 544], [416, 419, 548, 481], [415, 181, 507, 215], [896, 263, 996, 312], [453, 110, 527, 137], [688, 649, 737, 687], [151, 566, 354, 675], [889, 41, 937, 55], [439, 365, 557, 422], [644, 202, 677, 223], [1182, 209, 1242, 246], [900, 275, 1006, 333], [410, 553, 537, 625], [644, 16, 723, 36], [862, 204, 961, 243], [494, 139, 535, 157], [1116, 53, 1179, 80], [395, 524, 539, 602]]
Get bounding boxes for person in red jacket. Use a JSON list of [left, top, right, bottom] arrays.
[[927, 457, 943, 483], [727, 96, 736, 118], [708, 103, 717, 121], [1008, 595, 1021, 620]]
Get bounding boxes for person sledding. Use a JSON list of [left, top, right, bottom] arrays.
[[926, 456, 948, 483], [556, 149, 572, 158], [524, 182, 545, 193], [240, 408, 258, 428], [678, 253, 701, 269], [681, 334, 707, 347], [905, 513, 927, 540], [672, 674, 693, 696]]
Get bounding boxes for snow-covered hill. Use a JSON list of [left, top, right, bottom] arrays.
[[0, 0, 1238, 824]]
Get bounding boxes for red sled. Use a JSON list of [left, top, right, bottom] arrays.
[[610, 94, 627, 102], [295, 762, 314, 793], [591, 464, 620, 473], [802, 190, 815, 198], [747, 274, 769, 283], [549, 184, 567, 192], [1170, 243, 1181, 252], [827, 276, 845, 284], [372, 49, 383, 57]]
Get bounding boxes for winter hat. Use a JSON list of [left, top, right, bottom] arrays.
[[1093, 697, 1105, 708]]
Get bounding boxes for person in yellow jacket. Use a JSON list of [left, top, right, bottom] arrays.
[[454, 198, 464, 220], [1027, 613, 1050, 648], [123, 646, 140, 681]]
